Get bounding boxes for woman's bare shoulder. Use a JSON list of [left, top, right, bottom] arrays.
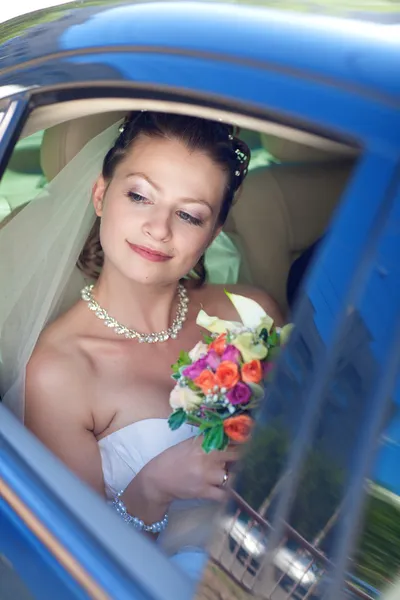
[[26, 305, 94, 426], [25, 308, 104, 493], [193, 283, 285, 326]]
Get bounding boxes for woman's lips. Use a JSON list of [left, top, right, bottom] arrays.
[[127, 242, 172, 262]]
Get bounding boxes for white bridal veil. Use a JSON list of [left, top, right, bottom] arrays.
[[0, 113, 246, 422], [0, 120, 122, 421]]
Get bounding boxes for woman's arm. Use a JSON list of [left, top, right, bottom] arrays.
[[25, 344, 237, 533], [25, 347, 105, 496], [25, 346, 170, 532]]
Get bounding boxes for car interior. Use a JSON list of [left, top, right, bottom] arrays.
[[0, 99, 358, 321], [0, 98, 379, 600]]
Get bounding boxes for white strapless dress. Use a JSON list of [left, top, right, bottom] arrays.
[[98, 418, 217, 580]]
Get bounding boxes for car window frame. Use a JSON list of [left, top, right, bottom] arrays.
[[0, 71, 396, 598], [0, 404, 195, 600]]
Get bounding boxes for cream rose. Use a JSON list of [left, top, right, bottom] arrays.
[[169, 384, 202, 411], [188, 341, 208, 362]]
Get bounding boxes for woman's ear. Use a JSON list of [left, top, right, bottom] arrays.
[[92, 175, 107, 217], [209, 225, 223, 247]]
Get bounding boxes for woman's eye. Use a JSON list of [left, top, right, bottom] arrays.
[[177, 211, 203, 226], [127, 191, 146, 203]]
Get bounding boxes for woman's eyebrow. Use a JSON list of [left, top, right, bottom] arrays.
[[180, 197, 213, 212], [125, 172, 162, 192], [126, 173, 213, 211]]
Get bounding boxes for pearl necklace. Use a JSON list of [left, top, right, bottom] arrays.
[[81, 283, 189, 343]]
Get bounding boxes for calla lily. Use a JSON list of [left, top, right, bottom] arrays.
[[196, 309, 240, 334], [197, 291, 275, 335], [225, 291, 274, 332], [257, 315, 275, 336], [280, 323, 294, 345], [232, 332, 268, 362]]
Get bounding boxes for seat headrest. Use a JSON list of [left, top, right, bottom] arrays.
[[40, 112, 126, 181], [40, 111, 350, 181], [261, 133, 350, 163], [227, 160, 353, 313]]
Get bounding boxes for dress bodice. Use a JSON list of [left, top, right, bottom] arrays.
[[98, 418, 197, 498], [98, 418, 217, 557]]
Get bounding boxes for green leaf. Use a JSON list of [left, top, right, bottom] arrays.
[[199, 421, 213, 432], [267, 346, 281, 362], [202, 423, 225, 453], [171, 351, 192, 374], [268, 329, 278, 347], [202, 334, 214, 344], [168, 408, 187, 431], [221, 432, 229, 451], [242, 400, 259, 411], [187, 379, 201, 392], [171, 372, 181, 381], [247, 382, 265, 399]]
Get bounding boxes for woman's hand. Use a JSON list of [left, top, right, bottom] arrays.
[[120, 437, 239, 532], [141, 436, 239, 505]]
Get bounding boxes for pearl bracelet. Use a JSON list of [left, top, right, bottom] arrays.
[[112, 490, 169, 534]]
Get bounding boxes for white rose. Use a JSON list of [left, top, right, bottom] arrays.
[[170, 384, 202, 412], [188, 341, 208, 362]]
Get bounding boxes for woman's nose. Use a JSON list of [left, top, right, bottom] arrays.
[[143, 209, 172, 243]]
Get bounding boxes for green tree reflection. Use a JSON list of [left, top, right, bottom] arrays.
[[238, 422, 344, 543], [354, 485, 400, 590]]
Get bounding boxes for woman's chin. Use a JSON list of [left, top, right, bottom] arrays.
[[107, 256, 191, 287], [120, 267, 181, 287]]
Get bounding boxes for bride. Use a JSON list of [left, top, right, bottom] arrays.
[[0, 110, 283, 580]]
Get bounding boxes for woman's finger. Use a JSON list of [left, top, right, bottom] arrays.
[[216, 448, 240, 463], [203, 485, 227, 503], [208, 466, 229, 488]]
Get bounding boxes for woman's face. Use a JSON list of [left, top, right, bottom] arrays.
[[93, 134, 226, 286]]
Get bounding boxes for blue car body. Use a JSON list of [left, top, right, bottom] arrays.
[[0, 2, 399, 599]]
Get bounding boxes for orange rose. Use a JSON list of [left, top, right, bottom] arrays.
[[194, 369, 217, 394], [209, 333, 226, 356], [223, 415, 253, 443], [242, 360, 263, 384], [215, 361, 239, 390]]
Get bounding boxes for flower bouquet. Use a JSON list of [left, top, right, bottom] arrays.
[[168, 291, 293, 453]]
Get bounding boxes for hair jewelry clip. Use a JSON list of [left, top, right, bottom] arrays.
[[235, 148, 247, 164], [118, 123, 126, 134]]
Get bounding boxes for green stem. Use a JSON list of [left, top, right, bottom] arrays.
[[187, 415, 208, 426], [203, 409, 224, 421]]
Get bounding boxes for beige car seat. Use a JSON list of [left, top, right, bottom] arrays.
[[226, 141, 353, 313], [40, 113, 354, 316]]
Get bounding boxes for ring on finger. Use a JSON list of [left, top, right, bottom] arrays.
[[221, 467, 229, 487]]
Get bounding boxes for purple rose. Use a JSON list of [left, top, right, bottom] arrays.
[[183, 357, 208, 379], [205, 350, 220, 370], [221, 344, 241, 364], [226, 382, 252, 405]]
